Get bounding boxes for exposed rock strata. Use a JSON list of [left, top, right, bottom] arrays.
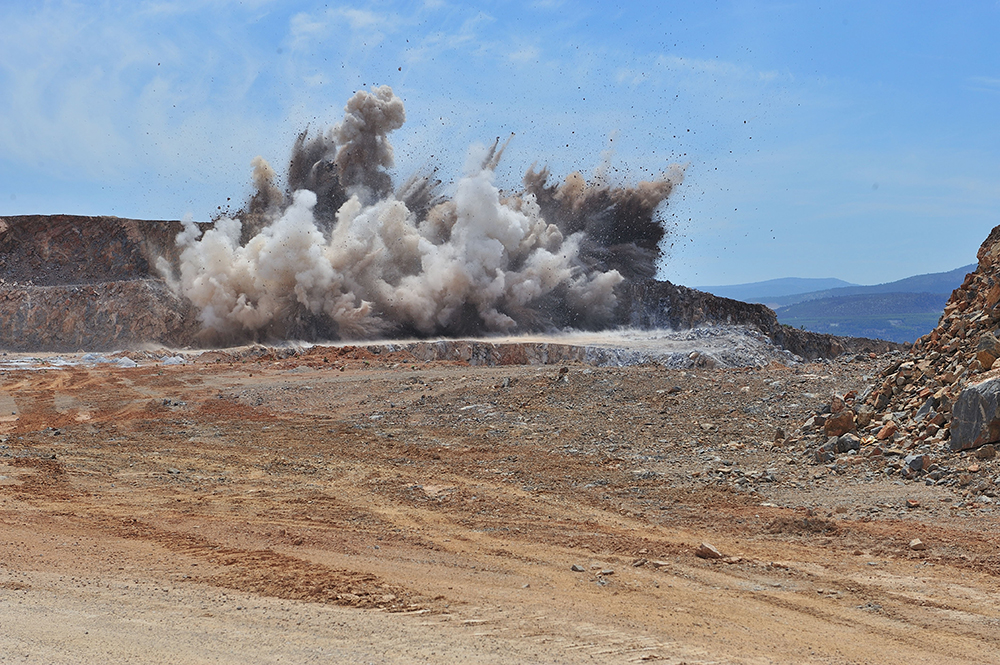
[[0, 215, 898, 356]]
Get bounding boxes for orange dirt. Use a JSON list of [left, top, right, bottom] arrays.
[[1, 350, 998, 663]]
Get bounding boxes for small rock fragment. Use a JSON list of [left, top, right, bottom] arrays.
[[695, 542, 723, 559], [876, 422, 899, 441], [570, 564, 585, 572], [975, 444, 997, 460], [909, 538, 927, 551]]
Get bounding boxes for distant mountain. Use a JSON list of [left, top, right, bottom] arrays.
[[776, 292, 949, 344], [764, 264, 976, 308], [695, 277, 857, 302], [697, 264, 977, 344], [698, 264, 975, 309]]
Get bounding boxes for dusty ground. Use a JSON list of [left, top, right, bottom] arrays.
[[1, 344, 998, 664]]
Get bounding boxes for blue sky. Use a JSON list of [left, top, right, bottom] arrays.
[[2, 1, 999, 287]]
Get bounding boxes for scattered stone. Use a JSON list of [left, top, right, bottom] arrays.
[[570, 564, 585, 572], [903, 454, 930, 472], [834, 433, 861, 454], [909, 538, 928, 551], [905, 498, 920, 509], [599, 569, 615, 576], [695, 542, 723, 559], [876, 422, 898, 441], [975, 444, 997, 460], [824, 410, 856, 437]]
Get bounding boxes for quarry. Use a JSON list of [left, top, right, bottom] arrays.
[[0, 211, 998, 663], [1, 86, 998, 663]]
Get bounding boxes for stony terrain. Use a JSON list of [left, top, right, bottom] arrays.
[[792, 226, 1000, 504], [2, 214, 998, 663], [0, 342, 997, 664]]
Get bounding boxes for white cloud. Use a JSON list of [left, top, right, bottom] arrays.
[[289, 12, 328, 49], [508, 45, 541, 64], [967, 75, 1000, 93]]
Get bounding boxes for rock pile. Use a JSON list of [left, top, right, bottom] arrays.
[[797, 225, 1000, 500]]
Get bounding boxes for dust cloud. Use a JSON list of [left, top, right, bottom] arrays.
[[159, 86, 684, 343]]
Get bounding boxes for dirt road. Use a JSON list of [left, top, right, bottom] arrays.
[[1, 346, 998, 663]]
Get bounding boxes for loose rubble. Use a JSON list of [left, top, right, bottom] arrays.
[[794, 225, 1000, 503]]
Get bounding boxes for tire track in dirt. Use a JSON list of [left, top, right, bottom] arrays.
[[0, 449, 426, 613]]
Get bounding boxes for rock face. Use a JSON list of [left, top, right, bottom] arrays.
[[0, 280, 196, 351], [611, 280, 898, 360], [0, 215, 201, 351], [0, 214, 902, 354]]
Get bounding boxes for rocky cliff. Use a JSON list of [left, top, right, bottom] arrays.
[[0, 215, 899, 356]]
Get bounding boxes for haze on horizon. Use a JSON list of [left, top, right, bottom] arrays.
[[1, 1, 999, 289]]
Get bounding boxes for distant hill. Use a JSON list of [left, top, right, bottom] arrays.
[[765, 264, 976, 308], [776, 292, 949, 343], [698, 265, 973, 308], [695, 277, 856, 302], [697, 264, 976, 344]]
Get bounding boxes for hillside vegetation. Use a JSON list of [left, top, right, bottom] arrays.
[[776, 292, 948, 343]]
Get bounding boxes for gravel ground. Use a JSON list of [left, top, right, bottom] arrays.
[[0, 336, 998, 664]]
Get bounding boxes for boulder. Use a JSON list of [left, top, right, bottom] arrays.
[[824, 409, 856, 437], [976, 334, 1000, 370], [834, 433, 861, 454], [950, 375, 1000, 451]]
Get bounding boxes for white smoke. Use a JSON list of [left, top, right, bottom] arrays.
[[162, 86, 682, 343]]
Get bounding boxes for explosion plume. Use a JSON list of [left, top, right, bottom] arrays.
[[159, 86, 684, 343]]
